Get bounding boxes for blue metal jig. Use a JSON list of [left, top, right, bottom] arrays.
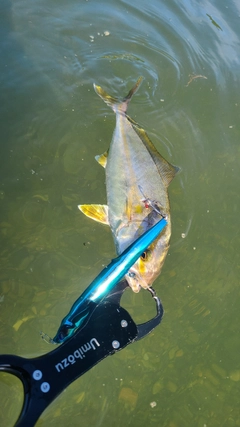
[[46, 217, 167, 344]]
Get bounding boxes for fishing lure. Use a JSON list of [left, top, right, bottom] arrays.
[[41, 216, 167, 344]]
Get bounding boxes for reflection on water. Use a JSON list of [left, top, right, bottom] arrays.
[[0, 0, 240, 426]]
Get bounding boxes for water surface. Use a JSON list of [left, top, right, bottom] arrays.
[[0, 0, 240, 426]]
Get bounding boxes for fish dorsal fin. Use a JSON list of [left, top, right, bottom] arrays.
[[159, 158, 179, 186], [127, 116, 179, 187], [78, 204, 109, 225], [93, 77, 143, 114], [95, 151, 108, 168]]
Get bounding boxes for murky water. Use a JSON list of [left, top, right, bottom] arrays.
[[1, 0, 240, 426]]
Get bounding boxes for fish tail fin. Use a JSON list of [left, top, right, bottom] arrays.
[[93, 76, 143, 113], [123, 76, 143, 103]]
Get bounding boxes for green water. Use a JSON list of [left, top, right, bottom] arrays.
[[0, 0, 240, 426]]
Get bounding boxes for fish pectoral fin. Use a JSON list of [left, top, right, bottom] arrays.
[[78, 204, 109, 225], [95, 151, 108, 168]]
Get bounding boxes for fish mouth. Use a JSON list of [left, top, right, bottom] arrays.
[[126, 268, 149, 293]]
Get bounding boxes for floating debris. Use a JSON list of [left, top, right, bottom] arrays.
[[150, 401, 157, 408], [206, 14, 223, 31], [186, 74, 208, 87]]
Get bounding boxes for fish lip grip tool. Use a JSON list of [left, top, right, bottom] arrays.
[[0, 218, 167, 427]]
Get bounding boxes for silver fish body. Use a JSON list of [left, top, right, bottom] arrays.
[[79, 78, 178, 292]]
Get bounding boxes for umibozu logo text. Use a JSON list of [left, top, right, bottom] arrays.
[[55, 338, 100, 373]]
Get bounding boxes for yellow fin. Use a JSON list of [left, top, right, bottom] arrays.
[[95, 151, 108, 168], [78, 204, 109, 225]]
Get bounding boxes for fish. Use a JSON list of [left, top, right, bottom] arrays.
[[78, 77, 179, 293]]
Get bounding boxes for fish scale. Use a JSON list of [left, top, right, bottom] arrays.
[[106, 116, 161, 224]]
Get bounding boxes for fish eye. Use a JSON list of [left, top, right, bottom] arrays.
[[141, 249, 150, 261]]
